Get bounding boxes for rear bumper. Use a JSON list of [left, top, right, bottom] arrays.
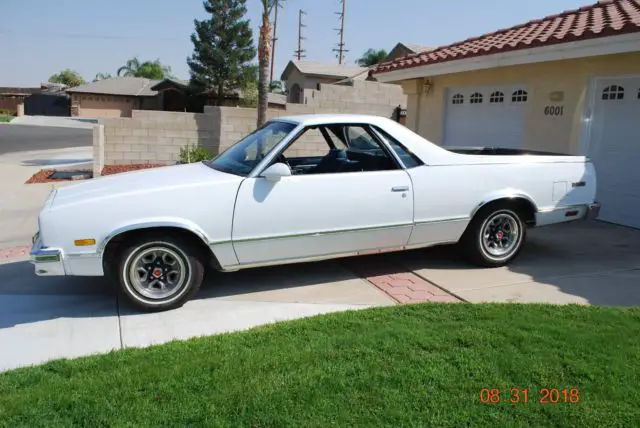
[[585, 202, 601, 220], [30, 232, 66, 276], [535, 202, 600, 227]]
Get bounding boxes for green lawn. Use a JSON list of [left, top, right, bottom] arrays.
[[1, 303, 639, 427], [0, 115, 13, 123]]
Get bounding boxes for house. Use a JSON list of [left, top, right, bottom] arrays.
[[384, 42, 434, 62], [66, 77, 285, 118], [281, 60, 369, 104], [372, 0, 640, 229], [0, 87, 41, 115], [66, 77, 164, 117]]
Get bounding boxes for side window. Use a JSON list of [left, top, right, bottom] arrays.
[[279, 124, 398, 175], [371, 126, 423, 169], [282, 127, 331, 158]]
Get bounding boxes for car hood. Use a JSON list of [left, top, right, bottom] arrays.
[[49, 162, 241, 210]]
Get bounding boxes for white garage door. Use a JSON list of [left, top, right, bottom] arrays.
[[584, 76, 640, 229], [443, 84, 528, 148]]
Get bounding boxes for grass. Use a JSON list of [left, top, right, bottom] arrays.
[[1, 303, 639, 427], [0, 115, 13, 123]]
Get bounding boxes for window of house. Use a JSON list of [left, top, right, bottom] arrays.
[[470, 92, 483, 104], [372, 126, 424, 169], [602, 85, 624, 100], [512, 89, 528, 103], [637, 88, 640, 99], [452, 94, 464, 104], [490, 91, 504, 103]]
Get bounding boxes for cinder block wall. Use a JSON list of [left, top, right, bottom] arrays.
[[96, 80, 406, 172], [99, 110, 218, 166]]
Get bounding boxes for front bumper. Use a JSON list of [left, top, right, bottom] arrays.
[[30, 232, 66, 276]]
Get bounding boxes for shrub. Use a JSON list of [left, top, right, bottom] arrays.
[[179, 145, 213, 163]]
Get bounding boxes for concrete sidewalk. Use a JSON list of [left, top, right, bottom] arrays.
[[0, 258, 394, 372]]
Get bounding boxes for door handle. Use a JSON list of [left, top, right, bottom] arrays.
[[391, 186, 410, 192]]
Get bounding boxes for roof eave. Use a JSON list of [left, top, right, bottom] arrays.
[[374, 32, 640, 83]]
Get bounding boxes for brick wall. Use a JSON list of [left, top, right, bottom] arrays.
[[95, 80, 406, 173]]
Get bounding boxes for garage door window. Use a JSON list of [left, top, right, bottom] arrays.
[[452, 94, 464, 104], [512, 89, 528, 103], [470, 93, 483, 104], [490, 91, 504, 103], [602, 85, 624, 100]]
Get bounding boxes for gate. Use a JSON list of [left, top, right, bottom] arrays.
[[24, 93, 70, 116]]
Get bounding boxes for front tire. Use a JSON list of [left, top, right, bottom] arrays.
[[461, 204, 527, 267], [116, 234, 204, 311]]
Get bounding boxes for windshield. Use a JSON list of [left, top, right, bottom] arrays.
[[204, 120, 297, 176]]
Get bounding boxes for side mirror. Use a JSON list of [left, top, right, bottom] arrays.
[[260, 162, 291, 182]]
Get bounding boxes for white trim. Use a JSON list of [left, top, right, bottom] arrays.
[[578, 73, 640, 156], [376, 33, 640, 83]]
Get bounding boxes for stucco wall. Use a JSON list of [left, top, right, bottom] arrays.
[[403, 52, 640, 154]]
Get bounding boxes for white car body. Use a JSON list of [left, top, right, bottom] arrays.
[[31, 114, 599, 288]]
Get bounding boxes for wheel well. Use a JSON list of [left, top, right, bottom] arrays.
[[474, 197, 537, 226], [102, 226, 221, 272]]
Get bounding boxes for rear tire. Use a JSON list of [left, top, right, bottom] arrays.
[[461, 203, 527, 267], [115, 233, 204, 311]]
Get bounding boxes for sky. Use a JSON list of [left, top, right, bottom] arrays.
[[1, 0, 589, 87]]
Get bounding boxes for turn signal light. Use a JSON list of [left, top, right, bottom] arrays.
[[74, 239, 96, 246]]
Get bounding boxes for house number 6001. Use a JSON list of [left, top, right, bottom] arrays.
[[544, 105, 564, 116]]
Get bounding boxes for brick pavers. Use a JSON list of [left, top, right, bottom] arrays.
[[0, 245, 31, 261], [344, 257, 463, 304]]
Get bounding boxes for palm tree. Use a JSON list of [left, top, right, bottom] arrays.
[[117, 57, 142, 77], [117, 57, 172, 79], [356, 48, 389, 67], [257, 0, 283, 127]]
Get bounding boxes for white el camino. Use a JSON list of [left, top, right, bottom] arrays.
[[30, 114, 600, 311]]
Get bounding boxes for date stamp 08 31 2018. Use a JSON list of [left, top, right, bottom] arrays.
[[479, 388, 580, 404]]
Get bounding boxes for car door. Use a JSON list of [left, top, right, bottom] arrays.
[[231, 124, 414, 266]]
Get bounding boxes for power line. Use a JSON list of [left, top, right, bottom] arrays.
[[270, 1, 280, 82], [0, 28, 183, 42], [294, 9, 306, 61], [332, 0, 347, 64]]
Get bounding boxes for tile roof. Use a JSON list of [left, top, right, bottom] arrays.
[[373, 0, 640, 75], [66, 77, 161, 96]]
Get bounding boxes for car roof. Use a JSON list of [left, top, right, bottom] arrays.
[[273, 114, 396, 127]]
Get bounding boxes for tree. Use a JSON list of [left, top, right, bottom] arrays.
[[117, 57, 172, 79], [93, 72, 113, 82], [187, 0, 256, 106], [48, 69, 85, 87], [356, 48, 389, 67], [257, 0, 284, 127], [269, 80, 287, 94]]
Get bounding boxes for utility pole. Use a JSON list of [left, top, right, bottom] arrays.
[[294, 9, 306, 61], [332, 0, 347, 64], [269, 1, 279, 83]]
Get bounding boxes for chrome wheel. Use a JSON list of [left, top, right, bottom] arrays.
[[480, 212, 520, 258], [127, 246, 188, 300]]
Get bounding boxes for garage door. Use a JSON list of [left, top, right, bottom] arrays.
[[443, 84, 528, 148], [584, 76, 640, 229]]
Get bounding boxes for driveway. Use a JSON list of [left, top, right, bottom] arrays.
[[0, 123, 92, 155], [0, 220, 638, 372], [0, 258, 394, 372]]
